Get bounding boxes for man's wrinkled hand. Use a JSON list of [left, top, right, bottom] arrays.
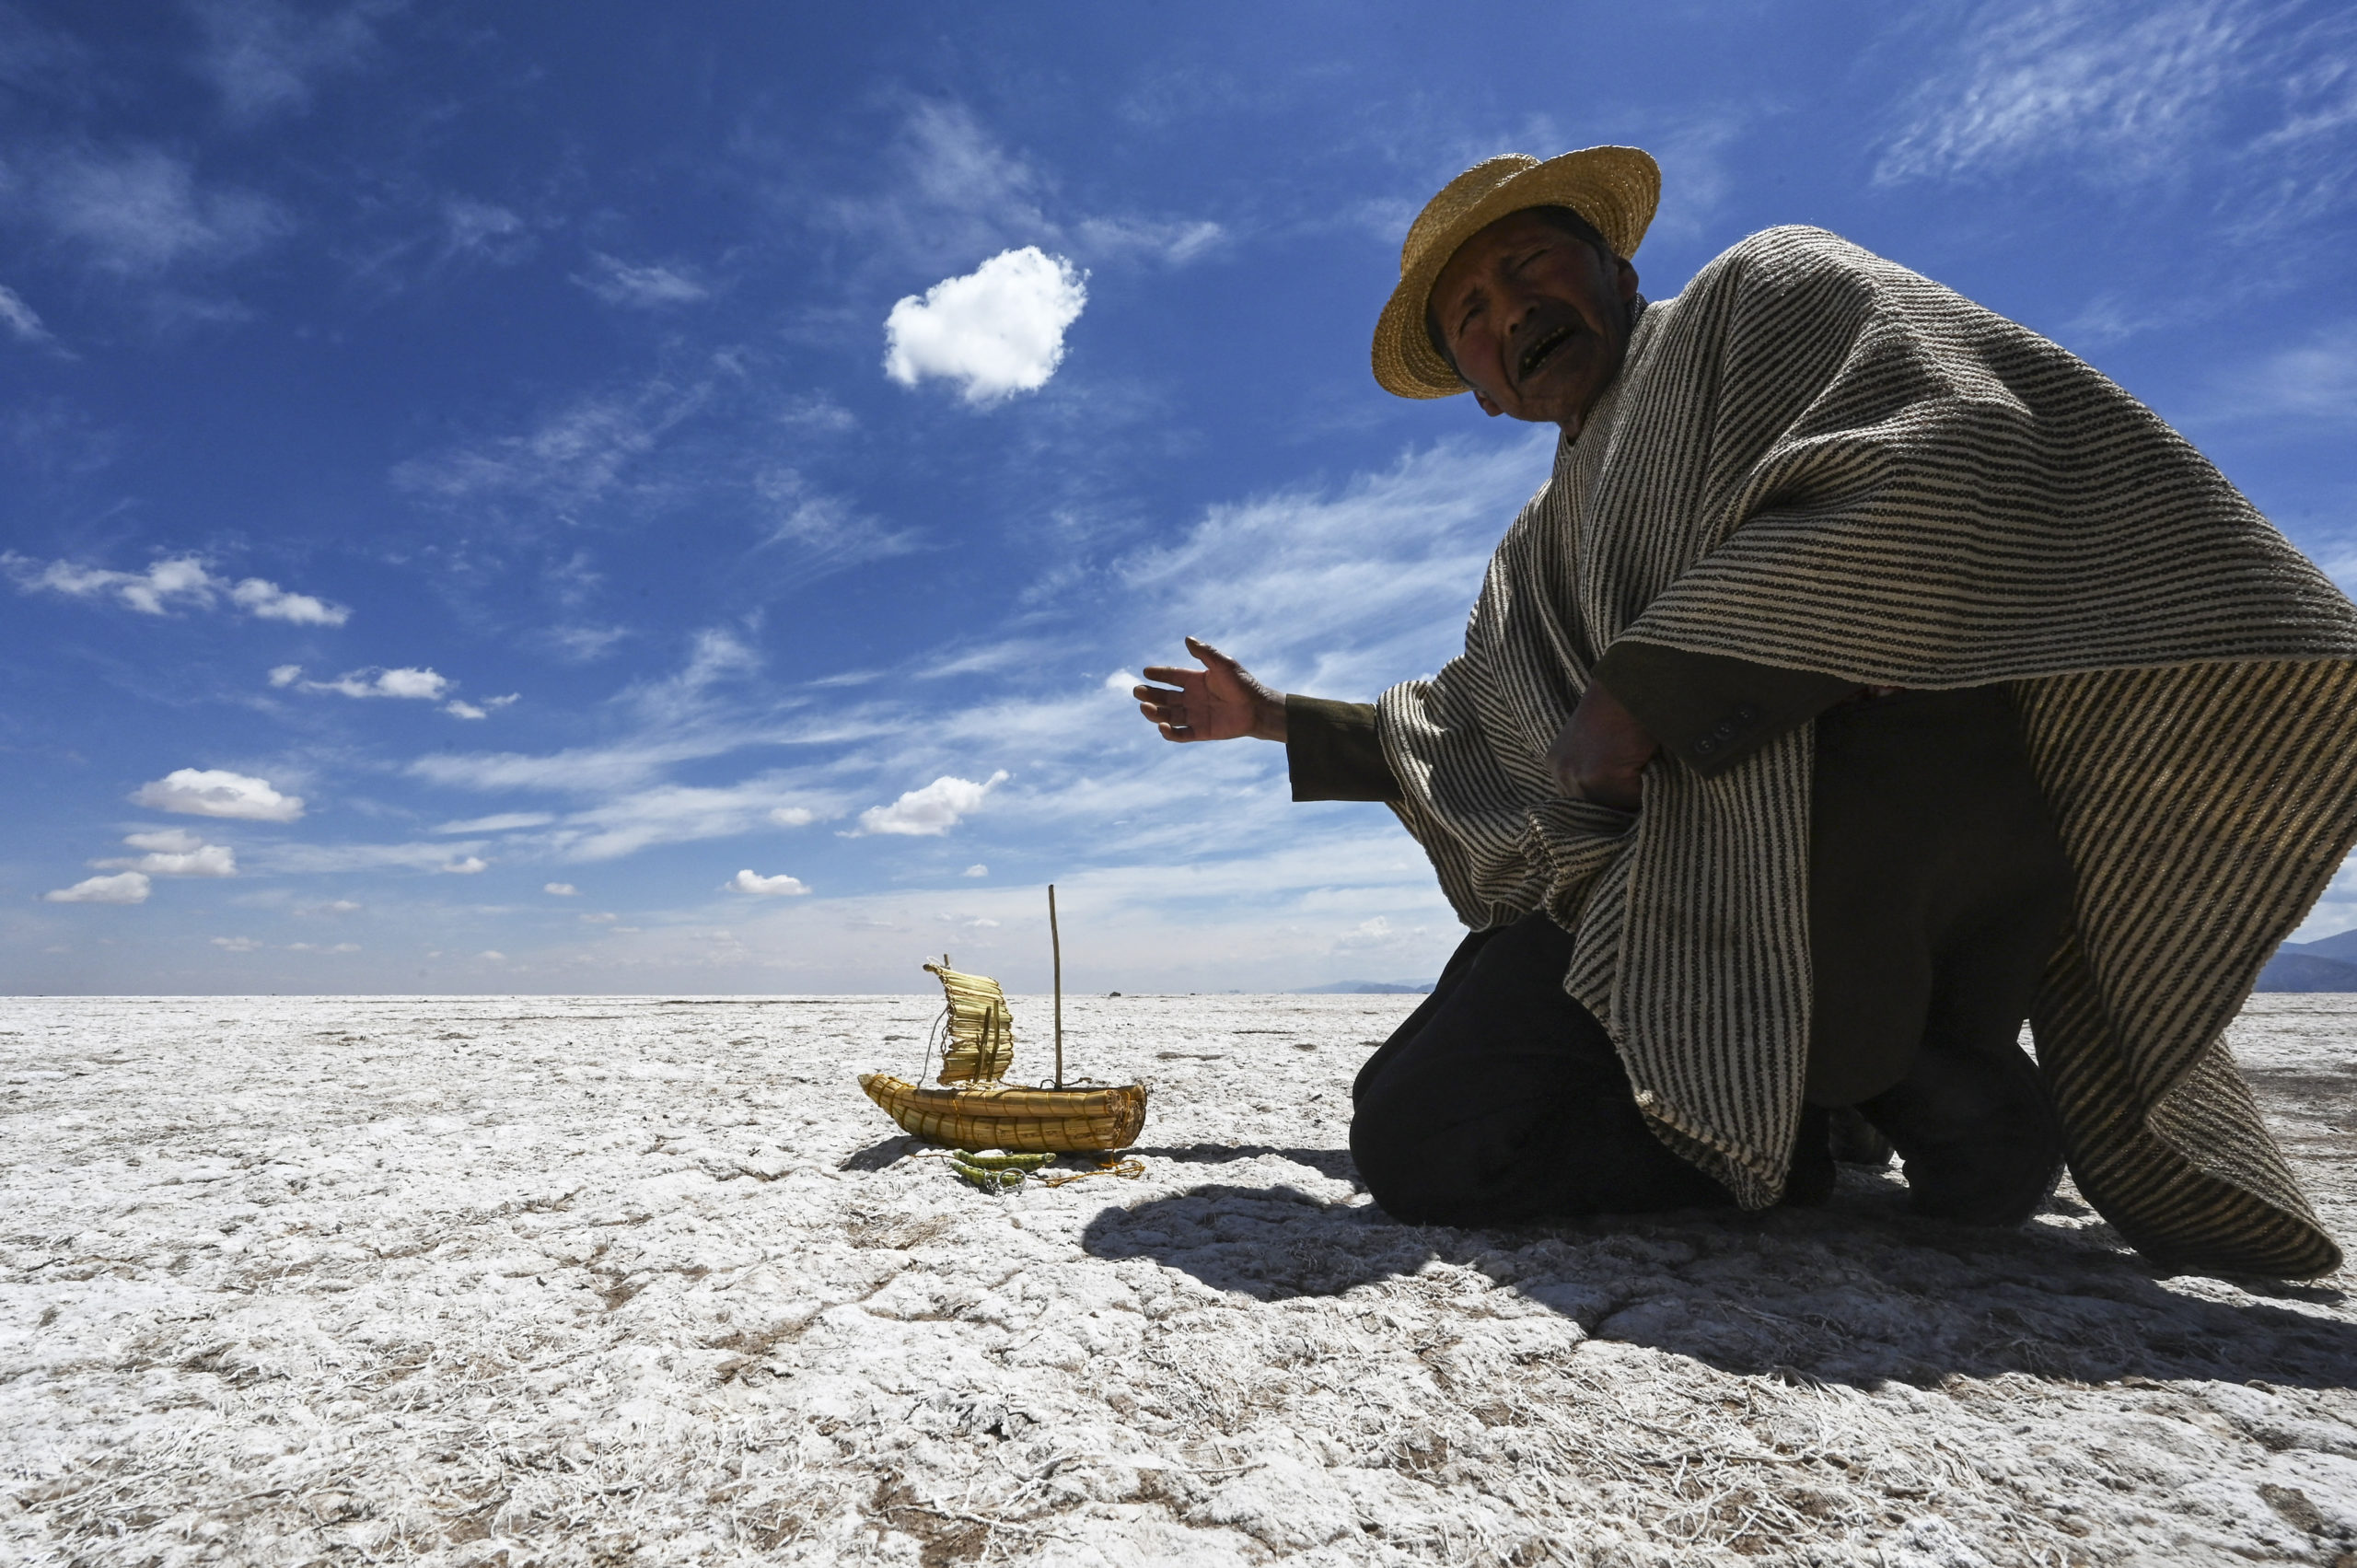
[[1135, 637, 1287, 743], [1545, 679, 1657, 811]]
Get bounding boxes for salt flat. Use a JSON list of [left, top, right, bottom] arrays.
[[5, 993, 2357, 1567]]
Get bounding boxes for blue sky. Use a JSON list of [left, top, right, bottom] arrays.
[[5, 0, 2353, 995]]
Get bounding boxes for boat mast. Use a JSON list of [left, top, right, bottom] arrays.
[[1048, 884, 1063, 1090]]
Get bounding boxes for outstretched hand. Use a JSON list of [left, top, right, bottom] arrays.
[[1545, 679, 1657, 811], [1134, 637, 1287, 743]]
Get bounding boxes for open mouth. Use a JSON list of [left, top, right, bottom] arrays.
[[1516, 322, 1575, 382]]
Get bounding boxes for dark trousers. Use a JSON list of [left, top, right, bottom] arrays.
[[1351, 688, 2071, 1227]]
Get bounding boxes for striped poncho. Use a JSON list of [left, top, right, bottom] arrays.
[[1376, 226, 2357, 1278]]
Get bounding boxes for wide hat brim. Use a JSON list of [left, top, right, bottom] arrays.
[[1372, 145, 1660, 400]]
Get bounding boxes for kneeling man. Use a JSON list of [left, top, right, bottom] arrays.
[[1135, 146, 2357, 1278]]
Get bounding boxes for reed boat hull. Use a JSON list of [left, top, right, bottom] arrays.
[[857, 1073, 1147, 1154]]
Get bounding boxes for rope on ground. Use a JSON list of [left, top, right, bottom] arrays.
[[1035, 1157, 1144, 1187]]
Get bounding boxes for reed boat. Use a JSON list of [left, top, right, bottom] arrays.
[[858, 889, 1148, 1155]]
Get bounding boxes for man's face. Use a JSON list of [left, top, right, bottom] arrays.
[[1427, 208, 1641, 435]]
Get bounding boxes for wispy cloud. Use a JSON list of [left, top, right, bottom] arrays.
[[384, 438, 1543, 887], [6, 552, 347, 623], [1072, 216, 1226, 264], [0, 282, 52, 344], [187, 0, 389, 126], [822, 99, 1225, 280], [268, 662, 516, 718], [17, 144, 288, 278], [2205, 320, 2357, 425], [530, 777, 835, 863], [575, 253, 711, 308], [437, 812, 554, 835], [754, 468, 920, 570], [390, 372, 713, 515], [440, 198, 533, 265], [94, 827, 238, 877], [1120, 431, 1554, 695], [253, 839, 487, 874], [272, 664, 447, 700], [1876, 0, 2357, 226]]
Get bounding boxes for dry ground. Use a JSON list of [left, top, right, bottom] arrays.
[[6, 993, 2357, 1567]]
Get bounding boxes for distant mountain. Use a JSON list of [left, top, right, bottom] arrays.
[[1295, 980, 1437, 995], [2290, 928, 2357, 964], [2256, 949, 2357, 993]]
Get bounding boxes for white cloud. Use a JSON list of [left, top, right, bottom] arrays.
[[133, 768, 305, 821], [770, 807, 816, 828], [576, 254, 711, 308], [291, 665, 450, 700], [227, 575, 343, 623], [96, 842, 237, 877], [5, 553, 347, 623], [479, 950, 506, 961], [0, 283, 52, 344], [189, 0, 383, 124], [43, 871, 150, 904], [855, 770, 1008, 836], [545, 882, 579, 896], [581, 911, 617, 923], [29, 145, 287, 277], [883, 247, 1086, 404], [439, 856, 489, 875], [287, 941, 360, 953], [964, 864, 988, 877], [211, 935, 262, 952], [13, 554, 210, 614], [727, 869, 809, 897], [444, 694, 519, 720]]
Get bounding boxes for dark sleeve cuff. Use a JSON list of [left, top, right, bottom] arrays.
[[1595, 642, 1860, 779], [1284, 695, 1399, 802]]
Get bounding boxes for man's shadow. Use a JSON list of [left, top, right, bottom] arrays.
[[1079, 1146, 2357, 1392]]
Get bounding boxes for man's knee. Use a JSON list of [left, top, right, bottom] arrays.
[[1863, 1040, 2061, 1226], [1349, 1088, 1484, 1224]]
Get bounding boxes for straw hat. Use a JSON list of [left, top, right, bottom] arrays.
[[1371, 145, 1660, 400]]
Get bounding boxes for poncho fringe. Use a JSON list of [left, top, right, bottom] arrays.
[[1376, 226, 2357, 1277]]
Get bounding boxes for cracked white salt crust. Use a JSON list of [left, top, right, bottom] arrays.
[[4, 993, 2357, 1565]]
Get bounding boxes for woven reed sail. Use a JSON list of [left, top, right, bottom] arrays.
[[924, 962, 1016, 1085]]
